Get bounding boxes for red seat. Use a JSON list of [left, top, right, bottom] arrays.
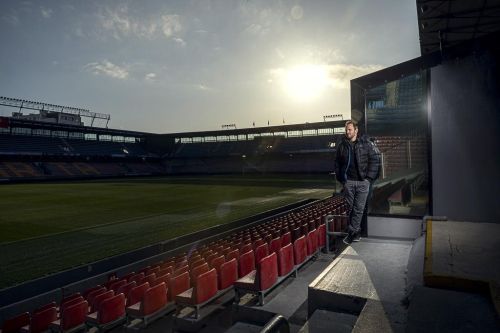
[[281, 231, 291, 247], [306, 229, 318, 256], [91, 290, 114, 313], [151, 273, 171, 291], [59, 293, 81, 307], [238, 250, 255, 278], [0, 312, 30, 333], [190, 262, 209, 285], [239, 243, 253, 254], [108, 279, 127, 292], [268, 237, 281, 255], [127, 282, 149, 307], [86, 294, 126, 329], [234, 252, 278, 300], [82, 286, 103, 299], [33, 302, 57, 315], [293, 236, 307, 265], [225, 249, 239, 262], [173, 264, 189, 277], [86, 287, 107, 306], [145, 266, 160, 276], [22, 307, 57, 333], [189, 258, 205, 269], [129, 272, 145, 284], [138, 273, 156, 286], [60, 296, 85, 314], [209, 255, 225, 271], [176, 268, 218, 305], [168, 271, 191, 300], [127, 283, 168, 320], [116, 281, 136, 300], [49, 300, 88, 333], [219, 258, 238, 290], [254, 243, 269, 267], [317, 224, 326, 248], [278, 243, 294, 277]]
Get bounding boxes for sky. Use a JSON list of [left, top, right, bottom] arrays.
[[0, 0, 420, 134]]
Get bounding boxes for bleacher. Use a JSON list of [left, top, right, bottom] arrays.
[[0, 196, 347, 332]]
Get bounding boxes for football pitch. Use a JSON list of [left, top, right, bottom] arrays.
[[0, 175, 335, 289]]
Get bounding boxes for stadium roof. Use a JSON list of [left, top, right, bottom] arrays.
[[417, 0, 500, 55]]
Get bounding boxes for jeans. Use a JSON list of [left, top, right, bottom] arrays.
[[343, 179, 370, 234]]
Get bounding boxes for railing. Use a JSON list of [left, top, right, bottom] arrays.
[[259, 314, 290, 333]]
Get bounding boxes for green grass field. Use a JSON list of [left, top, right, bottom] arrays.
[[0, 175, 335, 289]]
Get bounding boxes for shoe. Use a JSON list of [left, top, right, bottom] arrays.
[[352, 233, 361, 242], [343, 232, 354, 245]]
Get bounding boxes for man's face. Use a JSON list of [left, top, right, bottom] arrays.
[[345, 124, 358, 141]]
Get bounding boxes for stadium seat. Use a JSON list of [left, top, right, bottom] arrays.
[[293, 236, 307, 265], [208, 255, 225, 271], [116, 281, 136, 300], [280, 231, 291, 247], [108, 279, 127, 292], [85, 287, 107, 307], [60, 296, 85, 314], [33, 302, 56, 315], [225, 249, 239, 262], [21, 307, 57, 333], [238, 250, 255, 278], [49, 300, 88, 333], [278, 243, 294, 277], [127, 283, 170, 326], [190, 263, 209, 286], [129, 272, 145, 284], [126, 282, 149, 307], [219, 258, 238, 290], [138, 273, 156, 287], [317, 223, 326, 249], [85, 293, 126, 332], [175, 268, 218, 319], [91, 290, 114, 313], [269, 237, 281, 255], [173, 264, 189, 277], [306, 229, 318, 256], [234, 252, 278, 305], [0, 312, 30, 333], [59, 293, 81, 307], [168, 271, 191, 300], [254, 243, 269, 267]]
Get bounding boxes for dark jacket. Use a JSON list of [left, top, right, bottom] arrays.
[[334, 134, 381, 184]]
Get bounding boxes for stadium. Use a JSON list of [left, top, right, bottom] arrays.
[[0, 1, 499, 332]]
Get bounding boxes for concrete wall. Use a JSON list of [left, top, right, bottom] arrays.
[[430, 52, 500, 223]]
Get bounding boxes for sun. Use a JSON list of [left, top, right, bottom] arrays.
[[282, 64, 330, 102]]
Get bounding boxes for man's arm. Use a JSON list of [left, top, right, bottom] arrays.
[[366, 140, 381, 182]]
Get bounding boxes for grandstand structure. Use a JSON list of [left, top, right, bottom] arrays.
[[0, 0, 499, 332]]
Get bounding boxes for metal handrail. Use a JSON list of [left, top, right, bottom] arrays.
[[259, 314, 290, 333], [324, 214, 348, 254]]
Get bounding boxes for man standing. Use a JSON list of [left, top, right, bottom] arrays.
[[334, 120, 380, 244]]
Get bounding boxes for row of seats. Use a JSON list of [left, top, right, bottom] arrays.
[[0, 161, 165, 179], [0, 197, 348, 332]]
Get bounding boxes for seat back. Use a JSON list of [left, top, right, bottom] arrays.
[[98, 293, 125, 324], [278, 243, 294, 276], [129, 272, 145, 284], [239, 243, 253, 254], [138, 273, 156, 286], [317, 224, 326, 248], [141, 283, 168, 316], [60, 293, 81, 307], [194, 269, 218, 304], [173, 264, 189, 277], [225, 249, 239, 262], [109, 279, 127, 292], [82, 286, 102, 299], [293, 236, 307, 265], [86, 287, 107, 306], [258, 252, 278, 291], [0, 312, 30, 333], [60, 296, 85, 313], [30, 307, 57, 333], [33, 302, 56, 315], [254, 243, 269, 267], [281, 231, 291, 247], [116, 281, 137, 300], [92, 290, 114, 312], [60, 300, 88, 331], [127, 282, 149, 306], [190, 262, 209, 284], [269, 237, 281, 255], [209, 255, 225, 271], [306, 229, 318, 256], [238, 250, 255, 278], [168, 271, 191, 299], [219, 258, 238, 290]]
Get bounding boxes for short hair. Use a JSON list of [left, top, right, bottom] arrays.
[[345, 120, 358, 129]]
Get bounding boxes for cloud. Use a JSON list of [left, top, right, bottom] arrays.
[[84, 60, 129, 79], [2, 13, 20, 25], [161, 14, 182, 38], [145, 73, 156, 81], [97, 5, 183, 42], [41, 7, 53, 19], [173, 37, 186, 47]]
